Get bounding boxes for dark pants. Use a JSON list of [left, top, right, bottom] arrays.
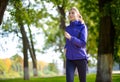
[[66, 59, 87, 82]]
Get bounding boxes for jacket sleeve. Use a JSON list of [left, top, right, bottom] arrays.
[[70, 25, 87, 48]]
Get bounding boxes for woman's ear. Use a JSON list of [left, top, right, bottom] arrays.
[[79, 15, 82, 18]]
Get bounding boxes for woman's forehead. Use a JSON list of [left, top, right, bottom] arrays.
[[69, 9, 76, 13]]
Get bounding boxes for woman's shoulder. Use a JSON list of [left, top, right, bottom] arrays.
[[80, 24, 88, 32], [77, 23, 87, 31]]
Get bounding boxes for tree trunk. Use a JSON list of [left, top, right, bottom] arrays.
[[96, 54, 113, 82], [0, 0, 9, 25], [20, 24, 29, 80], [58, 6, 66, 30], [96, 0, 115, 82], [57, 6, 66, 73], [28, 26, 38, 76]]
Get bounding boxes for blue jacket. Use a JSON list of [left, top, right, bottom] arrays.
[[64, 20, 88, 60]]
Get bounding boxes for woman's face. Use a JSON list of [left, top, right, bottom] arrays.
[[68, 9, 78, 21]]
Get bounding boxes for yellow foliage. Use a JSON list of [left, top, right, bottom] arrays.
[[37, 61, 48, 71], [3, 58, 12, 72]]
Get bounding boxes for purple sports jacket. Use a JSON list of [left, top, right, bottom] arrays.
[[64, 20, 88, 60]]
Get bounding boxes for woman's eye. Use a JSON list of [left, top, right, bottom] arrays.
[[72, 12, 74, 14]]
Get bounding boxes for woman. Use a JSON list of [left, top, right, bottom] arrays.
[[64, 7, 88, 82]]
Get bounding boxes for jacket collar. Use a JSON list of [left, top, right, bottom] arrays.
[[70, 20, 82, 26]]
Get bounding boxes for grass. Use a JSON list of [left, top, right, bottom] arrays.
[[0, 74, 120, 82], [112, 74, 120, 82]]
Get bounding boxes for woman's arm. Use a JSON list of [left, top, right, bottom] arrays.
[[65, 25, 87, 48], [71, 25, 87, 48]]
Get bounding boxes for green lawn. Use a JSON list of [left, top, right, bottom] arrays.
[[0, 74, 120, 82]]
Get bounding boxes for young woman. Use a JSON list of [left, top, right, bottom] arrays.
[[64, 7, 88, 82]]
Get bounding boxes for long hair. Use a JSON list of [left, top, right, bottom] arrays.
[[69, 7, 84, 24]]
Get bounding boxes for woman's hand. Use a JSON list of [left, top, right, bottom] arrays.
[[64, 31, 71, 40]]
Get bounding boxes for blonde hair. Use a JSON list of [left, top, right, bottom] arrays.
[[70, 7, 84, 23]]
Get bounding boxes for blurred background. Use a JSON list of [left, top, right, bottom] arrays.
[[0, 0, 120, 80]]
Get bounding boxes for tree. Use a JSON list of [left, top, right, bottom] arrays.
[[1, 0, 37, 79], [1, 0, 46, 79], [4, 58, 12, 72], [96, 0, 115, 82], [28, 26, 38, 76], [41, 0, 73, 73], [0, 59, 7, 75], [48, 62, 58, 73], [0, 0, 9, 25], [20, 24, 30, 80], [11, 54, 23, 73]]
